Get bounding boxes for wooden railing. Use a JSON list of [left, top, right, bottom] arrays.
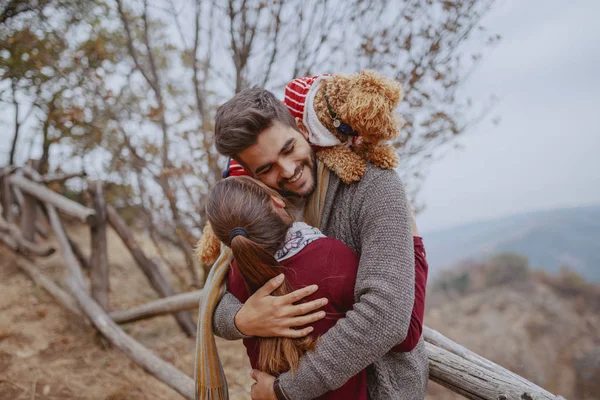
[[0, 165, 566, 400]]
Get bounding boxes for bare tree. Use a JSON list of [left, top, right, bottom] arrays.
[[3, 0, 499, 286]]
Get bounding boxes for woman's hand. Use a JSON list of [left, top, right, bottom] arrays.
[[234, 273, 328, 337]]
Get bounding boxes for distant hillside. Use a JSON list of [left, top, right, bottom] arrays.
[[425, 267, 600, 400], [422, 205, 600, 282]]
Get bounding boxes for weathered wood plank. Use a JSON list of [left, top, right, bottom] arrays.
[[20, 192, 37, 242], [46, 204, 86, 288], [1, 174, 14, 223], [88, 181, 109, 310], [14, 255, 82, 316], [0, 216, 55, 257], [63, 274, 195, 399], [106, 204, 196, 336], [426, 342, 563, 400], [10, 175, 96, 224], [424, 327, 555, 394], [110, 290, 202, 324]]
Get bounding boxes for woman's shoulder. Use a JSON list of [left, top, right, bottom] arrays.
[[288, 236, 358, 264], [300, 236, 352, 252]]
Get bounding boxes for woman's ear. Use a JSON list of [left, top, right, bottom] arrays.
[[271, 195, 286, 209], [295, 117, 309, 140]]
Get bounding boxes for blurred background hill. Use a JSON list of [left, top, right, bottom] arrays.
[[425, 252, 600, 400], [424, 204, 600, 282]]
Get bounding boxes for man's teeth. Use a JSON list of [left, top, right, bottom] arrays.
[[288, 166, 303, 183]]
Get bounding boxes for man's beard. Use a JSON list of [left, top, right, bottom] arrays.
[[277, 150, 318, 199]]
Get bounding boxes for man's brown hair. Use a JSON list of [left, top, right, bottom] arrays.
[[214, 87, 298, 160]]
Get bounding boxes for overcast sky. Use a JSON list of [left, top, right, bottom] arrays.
[[417, 0, 600, 232]]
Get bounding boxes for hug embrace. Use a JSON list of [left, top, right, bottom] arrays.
[[195, 71, 430, 400]]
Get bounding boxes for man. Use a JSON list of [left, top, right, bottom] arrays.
[[211, 87, 428, 399]]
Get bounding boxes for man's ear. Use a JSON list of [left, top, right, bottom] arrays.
[[270, 195, 286, 209], [295, 117, 309, 140]]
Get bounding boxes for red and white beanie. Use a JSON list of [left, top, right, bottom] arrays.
[[225, 74, 340, 178], [284, 74, 342, 148]]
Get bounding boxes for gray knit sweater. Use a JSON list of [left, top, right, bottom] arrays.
[[212, 164, 429, 399]]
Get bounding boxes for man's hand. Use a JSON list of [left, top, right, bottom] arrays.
[[234, 273, 328, 337], [250, 369, 276, 400]]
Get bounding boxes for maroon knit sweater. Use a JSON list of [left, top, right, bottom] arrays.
[[227, 236, 429, 399]]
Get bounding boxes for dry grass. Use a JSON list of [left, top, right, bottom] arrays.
[[0, 222, 252, 400]]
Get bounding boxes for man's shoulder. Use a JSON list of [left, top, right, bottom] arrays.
[[352, 163, 404, 193]]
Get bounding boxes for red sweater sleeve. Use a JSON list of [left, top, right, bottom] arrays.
[[325, 239, 360, 312], [391, 236, 429, 352]]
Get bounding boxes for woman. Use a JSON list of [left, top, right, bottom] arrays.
[[207, 175, 365, 399]]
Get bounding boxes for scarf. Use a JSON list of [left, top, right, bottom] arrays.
[[275, 221, 326, 262], [195, 161, 330, 399]]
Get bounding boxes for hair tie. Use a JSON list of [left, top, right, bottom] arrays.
[[229, 227, 249, 242]]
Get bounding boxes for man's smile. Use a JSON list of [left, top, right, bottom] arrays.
[[286, 164, 304, 185]]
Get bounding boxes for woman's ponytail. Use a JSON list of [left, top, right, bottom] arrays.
[[206, 176, 316, 375]]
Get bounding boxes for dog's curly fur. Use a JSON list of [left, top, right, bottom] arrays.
[[311, 70, 403, 184], [195, 222, 221, 265], [196, 70, 404, 264]]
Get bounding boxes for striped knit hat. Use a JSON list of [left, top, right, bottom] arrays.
[[224, 74, 340, 178]]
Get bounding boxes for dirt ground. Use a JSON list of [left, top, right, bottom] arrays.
[[0, 223, 254, 400]]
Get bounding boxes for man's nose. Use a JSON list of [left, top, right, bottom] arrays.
[[278, 160, 296, 179]]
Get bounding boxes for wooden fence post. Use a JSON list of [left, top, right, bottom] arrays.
[[1, 172, 14, 224], [46, 204, 86, 289], [20, 191, 37, 242], [110, 290, 203, 324], [88, 181, 109, 310], [68, 236, 91, 270], [10, 174, 96, 225]]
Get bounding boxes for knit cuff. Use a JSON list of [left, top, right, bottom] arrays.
[[232, 305, 252, 339], [213, 292, 252, 340], [273, 378, 290, 400]]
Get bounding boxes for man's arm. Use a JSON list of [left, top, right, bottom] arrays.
[[213, 291, 247, 340], [276, 170, 415, 400]]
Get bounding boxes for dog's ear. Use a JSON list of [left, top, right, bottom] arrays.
[[195, 222, 221, 265], [356, 70, 402, 107], [343, 70, 402, 139]]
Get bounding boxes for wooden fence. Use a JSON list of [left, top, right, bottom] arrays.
[[0, 165, 566, 400]]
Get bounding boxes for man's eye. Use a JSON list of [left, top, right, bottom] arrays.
[[284, 145, 295, 154], [259, 166, 272, 176]]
